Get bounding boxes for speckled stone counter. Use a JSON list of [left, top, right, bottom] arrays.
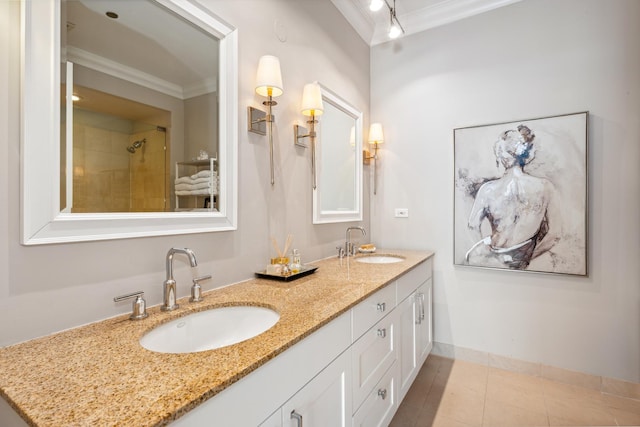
[[0, 250, 433, 426]]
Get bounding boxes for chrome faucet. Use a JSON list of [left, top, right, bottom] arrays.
[[162, 247, 198, 311], [345, 226, 366, 256]]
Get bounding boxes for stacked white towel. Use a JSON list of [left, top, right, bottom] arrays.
[[174, 169, 218, 196]]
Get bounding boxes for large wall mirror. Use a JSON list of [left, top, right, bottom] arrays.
[[21, 0, 238, 244], [313, 85, 363, 224]]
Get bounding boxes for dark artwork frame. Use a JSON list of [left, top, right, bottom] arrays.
[[453, 112, 588, 276]]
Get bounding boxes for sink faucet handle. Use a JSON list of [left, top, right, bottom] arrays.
[[114, 291, 149, 320], [190, 275, 211, 303]]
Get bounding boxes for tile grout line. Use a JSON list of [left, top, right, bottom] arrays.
[[481, 364, 489, 427]]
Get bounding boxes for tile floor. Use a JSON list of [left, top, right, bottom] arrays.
[[390, 355, 640, 427]]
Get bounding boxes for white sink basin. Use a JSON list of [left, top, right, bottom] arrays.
[[140, 306, 280, 354], [356, 255, 405, 264]]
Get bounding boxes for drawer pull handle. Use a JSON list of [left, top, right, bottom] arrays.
[[378, 388, 387, 400], [377, 328, 386, 338], [291, 410, 303, 427], [376, 302, 386, 312]]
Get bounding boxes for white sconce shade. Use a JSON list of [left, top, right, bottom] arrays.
[[369, 0, 384, 11], [255, 55, 283, 97], [301, 82, 324, 117], [368, 123, 384, 144]]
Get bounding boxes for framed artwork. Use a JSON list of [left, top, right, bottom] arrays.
[[453, 112, 588, 276]]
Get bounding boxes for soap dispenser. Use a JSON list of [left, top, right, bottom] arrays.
[[289, 249, 302, 274]]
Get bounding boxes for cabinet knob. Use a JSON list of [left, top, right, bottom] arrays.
[[290, 410, 303, 427], [377, 388, 387, 400], [376, 302, 386, 312], [377, 328, 386, 338]]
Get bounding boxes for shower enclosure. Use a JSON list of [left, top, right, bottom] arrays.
[[61, 101, 170, 213]]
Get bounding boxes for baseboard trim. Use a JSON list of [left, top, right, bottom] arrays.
[[431, 342, 640, 401]]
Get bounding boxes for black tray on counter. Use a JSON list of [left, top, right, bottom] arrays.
[[255, 265, 318, 282]]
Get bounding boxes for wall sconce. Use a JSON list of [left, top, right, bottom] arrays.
[[248, 55, 283, 186], [364, 123, 384, 195], [294, 82, 324, 190]]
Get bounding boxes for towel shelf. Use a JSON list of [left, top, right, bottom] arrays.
[[175, 157, 218, 212]]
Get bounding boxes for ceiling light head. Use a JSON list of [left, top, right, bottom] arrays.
[[389, 21, 402, 39], [369, 0, 384, 11]]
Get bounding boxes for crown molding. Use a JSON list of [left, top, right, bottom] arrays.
[[65, 46, 216, 100], [330, 0, 376, 45]]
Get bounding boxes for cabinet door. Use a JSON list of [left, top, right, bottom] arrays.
[[282, 350, 352, 427], [416, 278, 433, 367], [352, 363, 397, 427], [397, 292, 418, 402], [351, 311, 396, 411]]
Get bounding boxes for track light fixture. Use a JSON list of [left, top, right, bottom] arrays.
[[369, 0, 405, 39]]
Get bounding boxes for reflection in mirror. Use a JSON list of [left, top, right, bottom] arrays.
[[21, 0, 237, 244], [313, 85, 363, 224], [61, 0, 219, 213]]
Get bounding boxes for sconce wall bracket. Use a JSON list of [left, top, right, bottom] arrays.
[[293, 124, 309, 148], [363, 143, 379, 165], [294, 118, 319, 189], [248, 105, 278, 135], [363, 149, 371, 165]]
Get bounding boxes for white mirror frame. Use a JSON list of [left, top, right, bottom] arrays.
[[21, 0, 238, 244], [313, 85, 363, 224]]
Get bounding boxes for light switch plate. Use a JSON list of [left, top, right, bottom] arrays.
[[395, 208, 409, 218]]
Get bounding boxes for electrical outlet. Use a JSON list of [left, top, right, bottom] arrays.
[[395, 208, 409, 218]]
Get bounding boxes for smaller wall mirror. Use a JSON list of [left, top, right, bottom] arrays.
[[313, 85, 363, 224]]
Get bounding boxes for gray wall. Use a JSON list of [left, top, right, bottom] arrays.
[[371, 0, 640, 382]]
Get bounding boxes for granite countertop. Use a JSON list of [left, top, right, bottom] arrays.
[[0, 250, 433, 426]]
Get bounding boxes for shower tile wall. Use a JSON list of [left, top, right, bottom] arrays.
[[70, 110, 167, 213], [72, 123, 131, 212]]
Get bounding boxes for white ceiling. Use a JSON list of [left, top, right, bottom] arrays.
[[331, 0, 523, 46], [65, 0, 219, 99]]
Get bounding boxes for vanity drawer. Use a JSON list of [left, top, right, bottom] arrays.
[[396, 258, 432, 303], [352, 362, 397, 427], [352, 284, 396, 341], [351, 310, 397, 411]]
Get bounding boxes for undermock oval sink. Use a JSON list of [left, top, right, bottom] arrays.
[[356, 255, 405, 264], [140, 306, 280, 354]]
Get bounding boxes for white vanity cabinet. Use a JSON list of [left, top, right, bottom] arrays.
[[350, 257, 433, 427], [397, 260, 433, 402], [244, 258, 433, 427]]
